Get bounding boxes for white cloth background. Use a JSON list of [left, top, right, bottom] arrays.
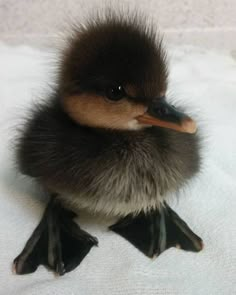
[[0, 43, 235, 295], [1, 0, 236, 50]]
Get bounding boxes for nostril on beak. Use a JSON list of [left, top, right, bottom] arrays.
[[153, 105, 169, 117]]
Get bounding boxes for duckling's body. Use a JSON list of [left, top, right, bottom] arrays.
[[14, 13, 203, 276], [18, 98, 199, 216]]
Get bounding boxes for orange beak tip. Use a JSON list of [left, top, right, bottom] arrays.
[[136, 114, 197, 134], [182, 118, 197, 134]]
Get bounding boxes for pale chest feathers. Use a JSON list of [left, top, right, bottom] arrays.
[[57, 134, 192, 217]]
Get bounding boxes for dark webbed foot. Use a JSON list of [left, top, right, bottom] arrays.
[[109, 203, 203, 258], [164, 204, 203, 252], [13, 198, 98, 275]]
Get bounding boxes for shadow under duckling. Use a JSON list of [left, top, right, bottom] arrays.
[[13, 13, 203, 276]]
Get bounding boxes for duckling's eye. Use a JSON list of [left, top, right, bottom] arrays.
[[106, 85, 126, 101]]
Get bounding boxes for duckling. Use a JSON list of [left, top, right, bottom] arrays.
[[13, 13, 203, 276]]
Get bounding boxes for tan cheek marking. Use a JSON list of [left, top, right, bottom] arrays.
[[62, 94, 147, 130], [125, 84, 139, 97]]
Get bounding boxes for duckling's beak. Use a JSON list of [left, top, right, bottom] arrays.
[[136, 98, 197, 134]]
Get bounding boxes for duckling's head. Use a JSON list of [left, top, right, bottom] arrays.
[[59, 14, 196, 134]]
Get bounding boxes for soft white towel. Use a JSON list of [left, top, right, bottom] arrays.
[[0, 43, 235, 295]]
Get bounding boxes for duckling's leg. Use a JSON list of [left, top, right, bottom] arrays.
[[13, 196, 98, 275], [109, 203, 203, 258]]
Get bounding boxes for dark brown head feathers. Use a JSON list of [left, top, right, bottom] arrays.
[[59, 13, 168, 100]]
